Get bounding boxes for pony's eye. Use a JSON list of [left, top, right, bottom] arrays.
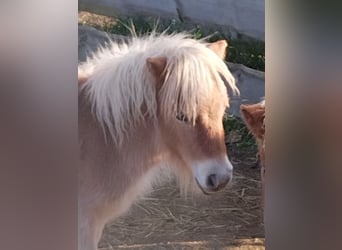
[[176, 112, 189, 123], [261, 115, 265, 129]]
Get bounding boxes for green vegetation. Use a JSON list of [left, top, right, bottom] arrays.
[[103, 16, 265, 71], [223, 115, 258, 150]]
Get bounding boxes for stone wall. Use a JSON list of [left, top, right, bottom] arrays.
[[79, 0, 265, 41]]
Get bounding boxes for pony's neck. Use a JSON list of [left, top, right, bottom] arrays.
[[117, 120, 165, 165]]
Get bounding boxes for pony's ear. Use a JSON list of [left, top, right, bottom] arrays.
[[240, 103, 265, 139], [208, 40, 228, 60], [240, 104, 254, 125], [146, 57, 167, 88]]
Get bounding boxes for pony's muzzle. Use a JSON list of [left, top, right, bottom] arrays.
[[193, 157, 233, 194], [207, 173, 232, 191]]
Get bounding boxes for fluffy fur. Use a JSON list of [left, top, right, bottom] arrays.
[[79, 32, 238, 145]]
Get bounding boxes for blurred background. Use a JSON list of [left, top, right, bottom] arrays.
[[1, 0, 342, 249]]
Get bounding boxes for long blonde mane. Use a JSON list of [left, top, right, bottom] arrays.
[[79, 32, 238, 145]]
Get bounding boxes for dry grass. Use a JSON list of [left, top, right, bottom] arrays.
[[78, 11, 117, 28], [98, 151, 264, 250]]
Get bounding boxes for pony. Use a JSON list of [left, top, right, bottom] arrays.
[[78, 32, 239, 250], [240, 100, 266, 203]]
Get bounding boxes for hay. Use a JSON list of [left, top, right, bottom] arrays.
[[98, 150, 264, 249], [78, 11, 117, 28]]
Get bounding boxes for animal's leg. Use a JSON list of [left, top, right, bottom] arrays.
[[79, 214, 96, 250], [78, 211, 106, 250]]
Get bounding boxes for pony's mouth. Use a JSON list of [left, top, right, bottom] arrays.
[[195, 178, 223, 195]]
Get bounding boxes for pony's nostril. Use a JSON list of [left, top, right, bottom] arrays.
[[205, 173, 232, 191], [207, 174, 219, 189]]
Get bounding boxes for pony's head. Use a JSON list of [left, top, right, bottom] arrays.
[[240, 101, 266, 180], [146, 39, 238, 194], [240, 101, 265, 143], [81, 33, 239, 194]]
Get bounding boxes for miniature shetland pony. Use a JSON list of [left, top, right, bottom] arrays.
[[78, 32, 238, 250], [240, 100, 266, 202]]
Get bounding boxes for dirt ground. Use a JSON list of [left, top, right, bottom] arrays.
[[98, 150, 265, 250]]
